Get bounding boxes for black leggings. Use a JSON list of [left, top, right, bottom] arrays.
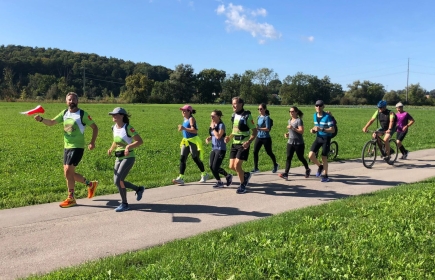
[[253, 137, 277, 169], [209, 150, 228, 180], [180, 143, 205, 174], [285, 143, 309, 173]]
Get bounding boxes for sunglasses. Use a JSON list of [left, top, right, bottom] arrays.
[[315, 105, 323, 107], [289, 110, 295, 113], [258, 108, 264, 110], [210, 115, 217, 118]]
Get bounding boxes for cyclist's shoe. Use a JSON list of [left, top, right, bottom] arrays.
[[135, 186, 145, 201], [225, 174, 233, 186], [321, 175, 330, 183], [316, 165, 324, 177], [384, 156, 393, 165], [236, 184, 247, 194], [59, 197, 77, 208], [251, 168, 260, 174], [279, 173, 288, 180], [115, 203, 130, 212], [87, 180, 98, 199], [272, 164, 279, 173], [402, 150, 409, 159], [305, 168, 311, 178], [172, 176, 185, 185], [243, 172, 252, 187]]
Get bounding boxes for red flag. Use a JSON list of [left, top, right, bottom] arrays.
[[20, 105, 45, 115]]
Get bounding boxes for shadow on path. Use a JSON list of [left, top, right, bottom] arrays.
[[89, 199, 272, 220]]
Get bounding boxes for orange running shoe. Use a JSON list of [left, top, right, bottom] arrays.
[[87, 181, 99, 199], [59, 197, 77, 208]]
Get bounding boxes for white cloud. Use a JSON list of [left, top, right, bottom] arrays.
[[216, 3, 281, 44], [301, 36, 315, 42]]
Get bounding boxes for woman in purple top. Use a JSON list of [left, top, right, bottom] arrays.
[[395, 102, 415, 159]]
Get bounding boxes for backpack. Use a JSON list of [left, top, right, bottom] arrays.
[[327, 113, 338, 138], [63, 109, 85, 126], [112, 123, 133, 137], [231, 110, 252, 132], [377, 109, 397, 130], [257, 115, 273, 130]]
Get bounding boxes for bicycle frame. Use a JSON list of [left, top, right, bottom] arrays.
[[361, 130, 398, 168]]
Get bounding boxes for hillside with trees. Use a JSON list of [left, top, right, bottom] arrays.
[[0, 45, 433, 105]]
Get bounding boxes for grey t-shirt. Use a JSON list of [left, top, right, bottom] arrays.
[[288, 118, 304, 145]]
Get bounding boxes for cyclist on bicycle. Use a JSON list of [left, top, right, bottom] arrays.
[[362, 100, 397, 163]]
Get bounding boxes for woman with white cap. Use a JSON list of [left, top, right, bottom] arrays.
[[108, 107, 145, 212], [172, 105, 208, 185], [395, 102, 415, 159]]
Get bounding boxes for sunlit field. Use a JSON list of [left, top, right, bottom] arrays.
[[1, 102, 434, 209]]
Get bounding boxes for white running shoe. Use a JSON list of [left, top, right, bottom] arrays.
[[172, 176, 185, 185], [199, 173, 209, 183]]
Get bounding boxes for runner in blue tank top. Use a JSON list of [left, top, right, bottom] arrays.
[[172, 105, 208, 186]]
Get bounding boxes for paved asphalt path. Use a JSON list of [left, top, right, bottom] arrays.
[[1, 149, 435, 279]]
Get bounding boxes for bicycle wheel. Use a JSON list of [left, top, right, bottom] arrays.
[[388, 138, 399, 163], [328, 141, 338, 160], [362, 140, 377, 168]]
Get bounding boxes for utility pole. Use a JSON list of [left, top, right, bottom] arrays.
[[82, 66, 86, 96], [406, 58, 409, 103]]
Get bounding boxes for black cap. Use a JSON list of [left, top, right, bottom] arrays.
[[315, 100, 324, 106]]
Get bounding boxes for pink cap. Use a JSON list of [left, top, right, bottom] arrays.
[[180, 104, 193, 111]]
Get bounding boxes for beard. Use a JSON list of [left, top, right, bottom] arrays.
[[69, 103, 77, 109]]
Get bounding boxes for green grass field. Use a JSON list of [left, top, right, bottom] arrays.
[[1, 102, 434, 209]]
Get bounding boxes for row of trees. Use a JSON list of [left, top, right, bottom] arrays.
[[1, 45, 434, 105]]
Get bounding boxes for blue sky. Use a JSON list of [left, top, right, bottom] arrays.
[[1, 0, 434, 91]]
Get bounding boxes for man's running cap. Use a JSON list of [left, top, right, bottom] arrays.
[[108, 107, 127, 115], [315, 100, 324, 106], [396, 102, 404, 107], [180, 104, 193, 111]]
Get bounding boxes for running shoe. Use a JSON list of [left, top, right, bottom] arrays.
[[321, 176, 330, 183], [172, 176, 185, 186], [316, 165, 324, 177], [272, 164, 279, 173], [225, 174, 233, 186], [251, 168, 260, 173], [279, 173, 288, 180], [305, 168, 311, 178], [213, 181, 225, 188], [87, 180, 99, 199], [59, 197, 77, 208], [115, 203, 130, 212], [199, 173, 209, 183], [243, 172, 252, 187], [402, 150, 409, 159], [236, 184, 247, 194], [135, 186, 145, 201]]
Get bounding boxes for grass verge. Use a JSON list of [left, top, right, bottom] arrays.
[[26, 177, 435, 279]]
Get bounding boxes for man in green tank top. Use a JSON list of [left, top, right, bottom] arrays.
[[34, 92, 99, 208]]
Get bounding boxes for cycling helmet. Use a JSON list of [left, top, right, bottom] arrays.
[[377, 100, 387, 108]]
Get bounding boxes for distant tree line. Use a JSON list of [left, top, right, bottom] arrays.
[[1, 45, 434, 105]]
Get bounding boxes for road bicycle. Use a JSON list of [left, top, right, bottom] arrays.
[[361, 130, 398, 168]]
